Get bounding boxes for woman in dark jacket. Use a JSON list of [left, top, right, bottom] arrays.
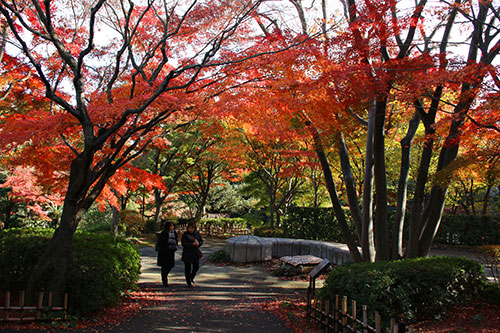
[[156, 221, 178, 287], [181, 221, 203, 287]]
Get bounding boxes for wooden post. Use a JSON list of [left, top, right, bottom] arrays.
[[334, 295, 340, 332], [375, 312, 381, 333], [352, 299, 357, 332], [325, 299, 330, 332], [36, 291, 44, 320], [47, 291, 53, 309], [64, 293, 68, 310], [362, 305, 368, 333], [5, 291, 10, 321], [19, 291, 25, 309], [390, 318, 396, 332], [342, 296, 348, 333], [19, 291, 25, 320]]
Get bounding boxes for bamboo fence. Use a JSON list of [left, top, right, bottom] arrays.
[[0, 290, 68, 322], [308, 294, 414, 333]]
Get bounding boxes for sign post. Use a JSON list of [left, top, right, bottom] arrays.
[[306, 258, 331, 321]]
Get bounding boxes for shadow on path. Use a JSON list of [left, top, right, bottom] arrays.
[[99, 238, 309, 332]]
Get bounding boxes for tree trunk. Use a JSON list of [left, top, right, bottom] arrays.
[[268, 197, 276, 228], [26, 151, 94, 305], [153, 189, 166, 231], [470, 179, 476, 215], [482, 185, 492, 215], [362, 106, 376, 262], [25, 198, 85, 306], [419, 79, 481, 255], [406, 98, 439, 258], [111, 206, 119, 236], [337, 132, 363, 241], [305, 120, 362, 262], [373, 97, 390, 260], [392, 111, 420, 258]]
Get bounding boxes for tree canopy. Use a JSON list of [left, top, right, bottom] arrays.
[[0, 0, 499, 305]]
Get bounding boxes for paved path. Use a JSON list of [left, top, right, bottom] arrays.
[[99, 238, 311, 332]]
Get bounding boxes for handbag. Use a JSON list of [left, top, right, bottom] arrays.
[[195, 246, 203, 259]]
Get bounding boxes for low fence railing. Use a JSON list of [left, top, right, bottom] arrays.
[[0, 290, 68, 322], [308, 294, 414, 332]]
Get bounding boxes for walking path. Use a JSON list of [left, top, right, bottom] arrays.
[[101, 238, 311, 332]]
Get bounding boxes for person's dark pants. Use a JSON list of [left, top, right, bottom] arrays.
[[161, 265, 173, 286], [184, 261, 199, 286]]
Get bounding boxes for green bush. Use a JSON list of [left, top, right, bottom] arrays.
[[240, 209, 267, 228], [320, 256, 485, 323], [434, 214, 500, 246], [0, 228, 54, 292], [0, 228, 140, 315], [253, 225, 284, 237], [208, 249, 231, 263], [80, 206, 113, 232], [119, 210, 146, 236], [282, 207, 357, 242], [479, 283, 500, 305]]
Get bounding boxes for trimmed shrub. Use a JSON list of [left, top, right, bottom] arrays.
[[480, 283, 500, 305], [434, 214, 500, 246], [119, 210, 146, 236], [0, 228, 140, 315], [253, 226, 284, 237], [0, 228, 53, 292], [208, 249, 231, 263], [282, 207, 357, 242], [478, 245, 500, 284], [320, 256, 485, 323]]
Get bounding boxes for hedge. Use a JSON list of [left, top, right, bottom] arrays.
[[198, 217, 248, 231], [282, 208, 499, 246], [319, 256, 485, 323], [281, 207, 357, 242], [0, 228, 140, 315], [434, 214, 500, 246]]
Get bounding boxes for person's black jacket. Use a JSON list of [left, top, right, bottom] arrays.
[[156, 229, 178, 267], [181, 230, 203, 263]]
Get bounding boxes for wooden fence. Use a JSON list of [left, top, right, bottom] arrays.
[[0, 291, 68, 322], [307, 294, 414, 333]]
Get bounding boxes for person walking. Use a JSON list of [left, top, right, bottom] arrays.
[[181, 221, 203, 287], [156, 221, 178, 287]]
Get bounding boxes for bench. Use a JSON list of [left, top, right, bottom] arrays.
[[226, 236, 353, 265]]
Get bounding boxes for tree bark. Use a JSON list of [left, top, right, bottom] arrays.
[[392, 111, 420, 259], [26, 151, 93, 305], [373, 97, 390, 260], [362, 106, 376, 262], [153, 191, 165, 231], [111, 206, 119, 236], [482, 185, 492, 215], [305, 119, 362, 262], [337, 132, 363, 241]]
